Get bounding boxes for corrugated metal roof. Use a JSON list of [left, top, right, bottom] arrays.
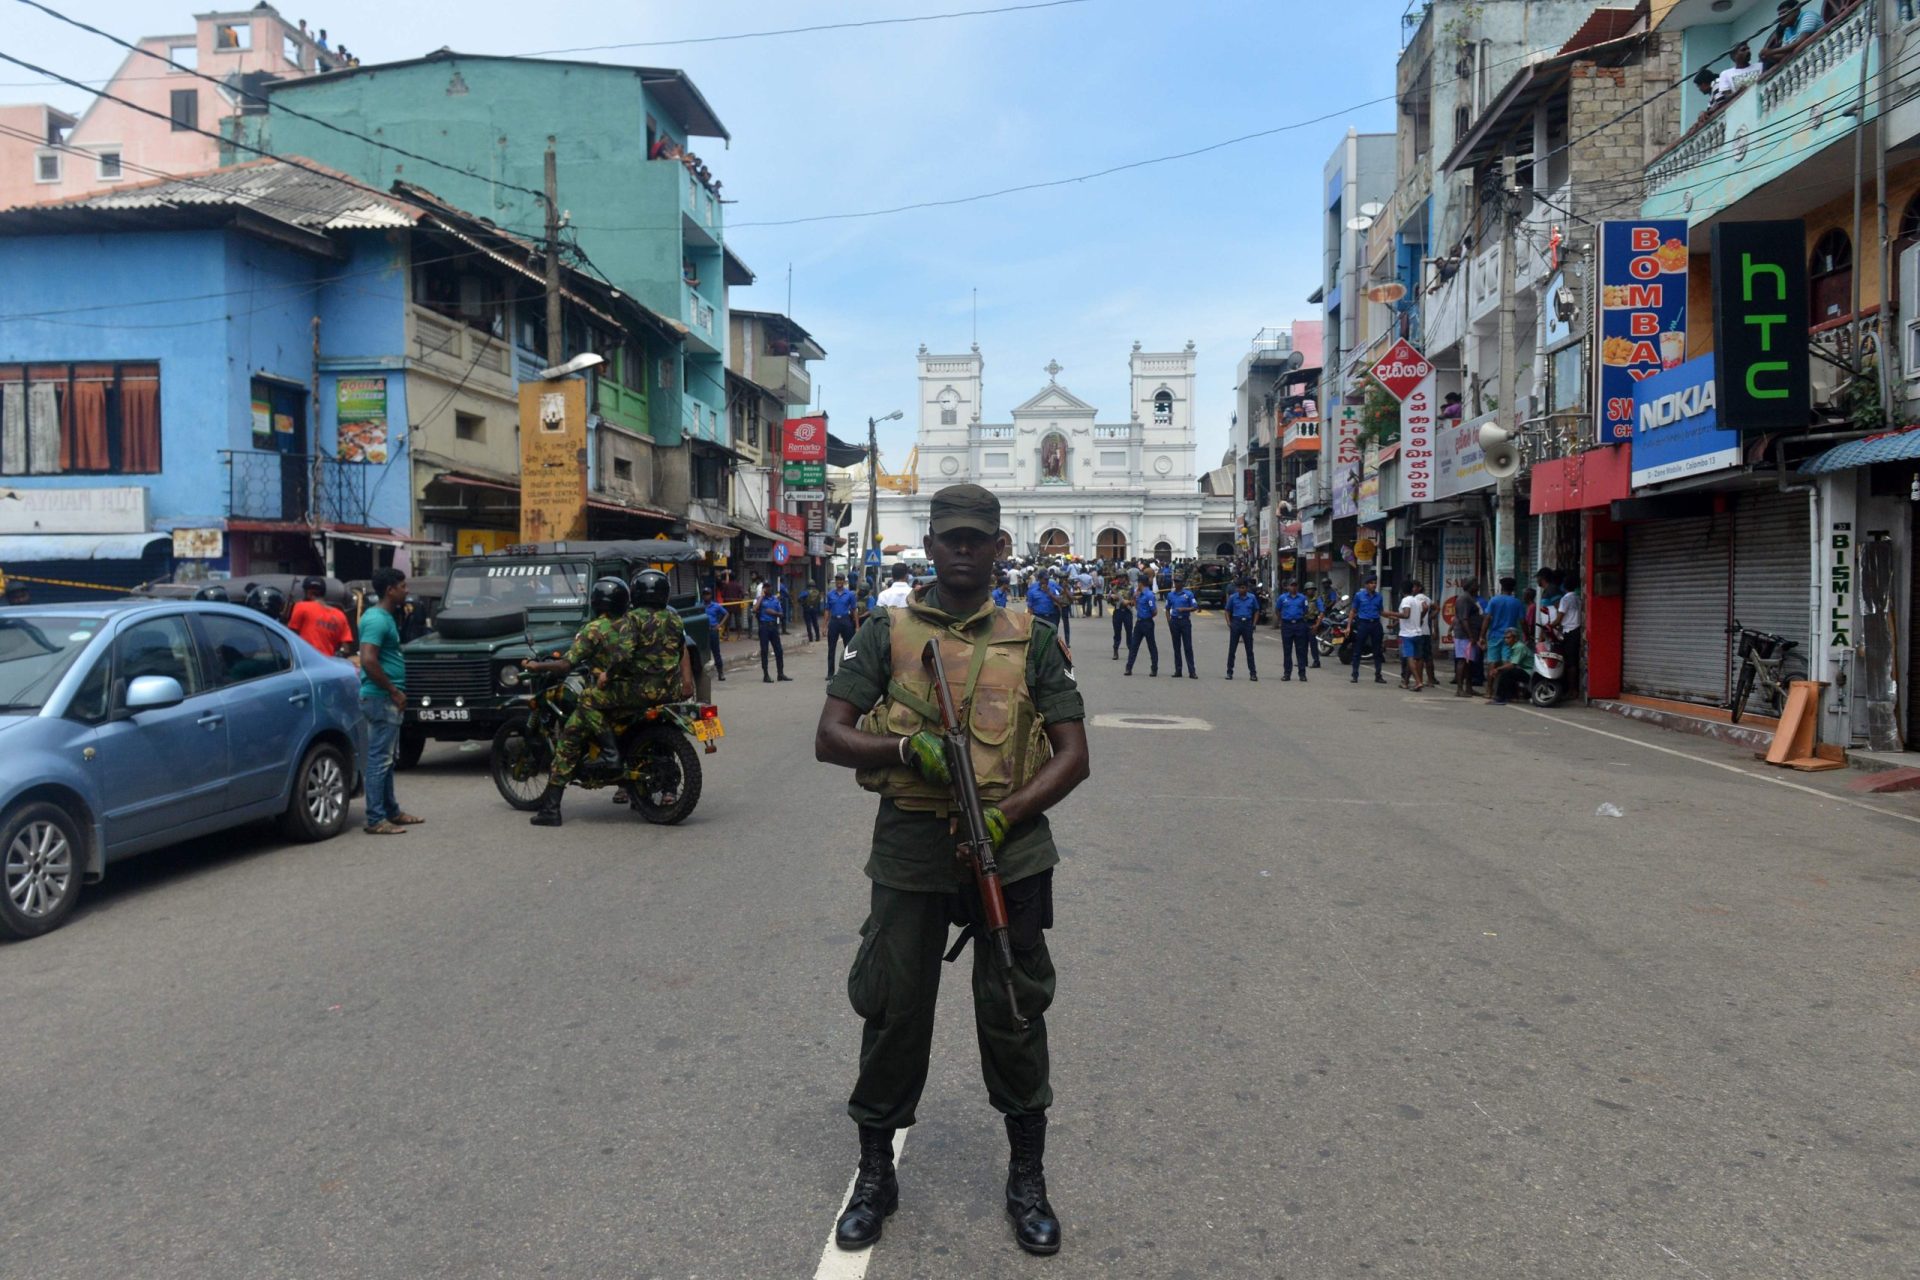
[[1799, 426, 1920, 475], [14, 159, 418, 230]]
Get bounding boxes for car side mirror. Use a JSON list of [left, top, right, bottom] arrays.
[[123, 674, 185, 714]]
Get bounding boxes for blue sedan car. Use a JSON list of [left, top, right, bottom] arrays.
[[0, 601, 365, 940]]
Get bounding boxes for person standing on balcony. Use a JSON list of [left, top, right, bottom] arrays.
[[1761, 0, 1822, 68], [1713, 42, 1762, 105]]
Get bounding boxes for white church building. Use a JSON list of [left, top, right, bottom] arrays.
[[851, 342, 1211, 562]]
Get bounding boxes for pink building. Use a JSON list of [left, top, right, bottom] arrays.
[[0, 5, 348, 209]]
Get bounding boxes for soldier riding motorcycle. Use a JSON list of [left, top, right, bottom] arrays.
[[493, 570, 713, 827]]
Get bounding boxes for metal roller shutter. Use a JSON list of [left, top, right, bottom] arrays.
[[1622, 515, 1732, 704], [1731, 490, 1812, 686]]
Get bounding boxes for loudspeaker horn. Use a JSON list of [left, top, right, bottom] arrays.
[[1478, 419, 1522, 480]]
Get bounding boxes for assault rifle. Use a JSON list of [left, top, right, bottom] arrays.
[[920, 639, 1027, 1028]]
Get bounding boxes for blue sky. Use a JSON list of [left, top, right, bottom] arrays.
[[10, 0, 1405, 468]]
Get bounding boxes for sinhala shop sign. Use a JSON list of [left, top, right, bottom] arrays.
[[1369, 339, 1433, 402]]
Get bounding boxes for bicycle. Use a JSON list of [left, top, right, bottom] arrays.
[[1728, 621, 1799, 723]]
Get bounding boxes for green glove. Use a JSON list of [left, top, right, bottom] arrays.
[[982, 805, 1010, 851], [902, 730, 951, 785]]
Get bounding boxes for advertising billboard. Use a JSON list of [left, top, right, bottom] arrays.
[[1597, 219, 1689, 443]]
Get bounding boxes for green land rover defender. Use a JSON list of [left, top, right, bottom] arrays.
[[396, 540, 713, 768]]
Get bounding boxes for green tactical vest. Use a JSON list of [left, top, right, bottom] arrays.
[[854, 600, 1053, 814]]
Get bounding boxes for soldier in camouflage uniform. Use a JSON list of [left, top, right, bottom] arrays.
[[815, 484, 1091, 1258], [523, 577, 638, 827]]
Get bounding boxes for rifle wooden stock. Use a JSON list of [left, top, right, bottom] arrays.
[[920, 638, 1027, 1028]]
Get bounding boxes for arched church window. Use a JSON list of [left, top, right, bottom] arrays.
[[1152, 391, 1173, 425]]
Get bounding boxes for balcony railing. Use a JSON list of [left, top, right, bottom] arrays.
[[1759, 3, 1871, 116], [224, 450, 371, 526]]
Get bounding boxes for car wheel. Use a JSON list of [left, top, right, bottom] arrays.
[[281, 742, 351, 842], [1, 801, 84, 940]]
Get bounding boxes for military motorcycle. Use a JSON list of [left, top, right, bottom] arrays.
[[489, 665, 722, 825]]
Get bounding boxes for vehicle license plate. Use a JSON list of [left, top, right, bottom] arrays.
[[418, 708, 470, 722]]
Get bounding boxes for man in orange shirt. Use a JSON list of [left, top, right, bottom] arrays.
[[287, 576, 351, 657]]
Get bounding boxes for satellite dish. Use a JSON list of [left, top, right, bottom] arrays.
[[1366, 282, 1409, 304], [1359, 201, 1385, 219], [1282, 350, 1305, 372], [1345, 215, 1375, 232]]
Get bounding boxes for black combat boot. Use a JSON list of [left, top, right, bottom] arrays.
[[593, 727, 623, 774], [1004, 1113, 1060, 1255], [529, 784, 564, 827], [833, 1125, 899, 1251]]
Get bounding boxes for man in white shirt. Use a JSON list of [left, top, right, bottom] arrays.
[[874, 563, 914, 608], [1553, 573, 1583, 696], [1711, 42, 1761, 106], [1392, 579, 1435, 691]]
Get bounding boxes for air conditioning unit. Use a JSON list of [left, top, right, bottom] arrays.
[[1810, 353, 1848, 415]]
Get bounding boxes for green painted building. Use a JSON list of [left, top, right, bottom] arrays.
[[241, 51, 743, 449]]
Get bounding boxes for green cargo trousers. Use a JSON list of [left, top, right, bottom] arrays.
[[846, 876, 1056, 1131]]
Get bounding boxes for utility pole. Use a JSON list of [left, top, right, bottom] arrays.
[[1267, 392, 1281, 605], [1494, 154, 1519, 583], [865, 414, 880, 574], [543, 138, 563, 368]]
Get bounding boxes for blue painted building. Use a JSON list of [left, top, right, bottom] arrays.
[[0, 160, 686, 594]]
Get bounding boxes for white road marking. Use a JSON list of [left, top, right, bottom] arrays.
[[811, 1128, 908, 1280], [1515, 707, 1920, 828]]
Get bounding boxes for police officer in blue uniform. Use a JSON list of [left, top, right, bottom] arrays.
[[759, 585, 792, 682], [1224, 578, 1259, 681], [702, 587, 728, 682], [1165, 576, 1198, 678], [1126, 579, 1159, 676], [1277, 578, 1311, 682], [1349, 572, 1386, 684], [825, 572, 859, 677]]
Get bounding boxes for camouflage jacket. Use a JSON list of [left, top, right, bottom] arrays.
[[565, 615, 637, 699], [618, 607, 687, 705]]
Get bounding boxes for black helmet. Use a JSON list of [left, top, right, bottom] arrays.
[[629, 568, 670, 609], [193, 584, 231, 602], [244, 584, 286, 618], [588, 576, 630, 617]]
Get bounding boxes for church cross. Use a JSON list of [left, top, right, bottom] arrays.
[[1044, 359, 1063, 382]]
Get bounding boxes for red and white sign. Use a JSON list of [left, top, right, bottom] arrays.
[[1400, 370, 1438, 505], [1369, 339, 1433, 402], [782, 414, 827, 462], [769, 510, 807, 540]]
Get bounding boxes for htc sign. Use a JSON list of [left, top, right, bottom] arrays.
[[1710, 220, 1809, 431]]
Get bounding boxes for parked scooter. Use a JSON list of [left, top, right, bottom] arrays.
[[1316, 599, 1351, 657], [1529, 620, 1566, 706]]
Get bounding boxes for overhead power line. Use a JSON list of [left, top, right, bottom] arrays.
[[524, 0, 1092, 56], [0, 0, 1097, 87], [11, 0, 552, 207]]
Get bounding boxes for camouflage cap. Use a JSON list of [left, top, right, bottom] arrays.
[[928, 482, 1000, 536]]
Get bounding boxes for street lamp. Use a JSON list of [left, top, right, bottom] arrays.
[[865, 410, 903, 577]]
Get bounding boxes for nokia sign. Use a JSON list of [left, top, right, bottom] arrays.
[[1630, 355, 1741, 489]]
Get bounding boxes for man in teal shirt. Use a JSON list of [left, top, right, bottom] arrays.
[[358, 567, 420, 834]]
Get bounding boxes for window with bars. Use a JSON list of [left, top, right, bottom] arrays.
[[0, 362, 163, 475]]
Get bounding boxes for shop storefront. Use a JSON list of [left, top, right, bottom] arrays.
[[1802, 429, 1919, 752], [1615, 359, 1815, 708]]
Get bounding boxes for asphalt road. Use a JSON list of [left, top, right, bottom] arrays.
[[5, 615, 1918, 1279]]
